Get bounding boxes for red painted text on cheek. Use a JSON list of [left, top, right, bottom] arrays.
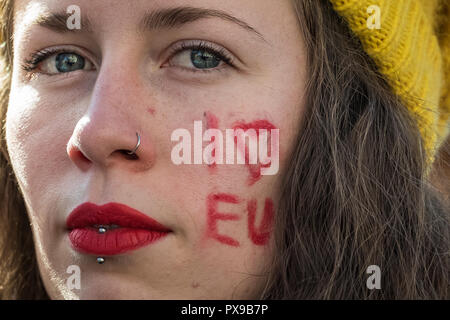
[[206, 193, 241, 247], [247, 198, 274, 245], [232, 120, 278, 185], [206, 193, 275, 247], [204, 112, 219, 171]]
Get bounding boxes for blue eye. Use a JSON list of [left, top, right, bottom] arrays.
[[167, 41, 235, 72], [22, 49, 95, 75], [55, 53, 85, 73], [190, 50, 221, 69]]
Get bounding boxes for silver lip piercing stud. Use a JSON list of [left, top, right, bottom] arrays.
[[98, 226, 107, 234], [126, 132, 141, 156], [97, 227, 106, 263]]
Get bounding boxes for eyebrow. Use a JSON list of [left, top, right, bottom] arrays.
[[32, 6, 267, 43], [34, 11, 92, 33], [140, 7, 266, 42]]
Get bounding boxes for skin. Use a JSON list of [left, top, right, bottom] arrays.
[[6, 0, 306, 299]]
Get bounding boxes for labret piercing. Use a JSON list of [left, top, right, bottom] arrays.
[[97, 226, 107, 264]]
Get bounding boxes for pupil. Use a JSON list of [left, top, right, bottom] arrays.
[[55, 53, 85, 73], [191, 50, 221, 69]]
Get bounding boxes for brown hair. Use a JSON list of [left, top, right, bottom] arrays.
[[0, 0, 448, 299], [0, 0, 49, 300]]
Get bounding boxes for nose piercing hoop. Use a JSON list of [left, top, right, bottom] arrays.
[[126, 132, 141, 156]]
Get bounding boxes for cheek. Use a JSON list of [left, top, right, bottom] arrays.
[[5, 84, 71, 266], [165, 110, 281, 252], [5, 84, 69, 208], [160, 75, 300, 244], [6, 84, 43, 186]]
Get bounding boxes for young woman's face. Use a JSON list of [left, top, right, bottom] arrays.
[[6, 0, 306, 299]]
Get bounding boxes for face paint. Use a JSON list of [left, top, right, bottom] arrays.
[[247, 198, 274, 245], [204, 112, 219, 171], [232, 120, 278, 185], [172, 116, 278, 177], [206, 193, 275, 247], [205, 112, 219, 131], [206, 193, 241, 247]]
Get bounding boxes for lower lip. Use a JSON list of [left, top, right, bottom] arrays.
[[69, 227, 169, 255]]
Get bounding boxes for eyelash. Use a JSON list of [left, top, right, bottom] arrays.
[[22, 48, 67, 72], [21, 41, 236, 74], [167, 40, 236, 73]]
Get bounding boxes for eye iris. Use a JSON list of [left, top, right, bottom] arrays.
[[190, 50, 221, 69], [55, 53, 85, 72]]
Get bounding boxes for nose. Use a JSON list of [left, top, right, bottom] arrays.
[[67, 63, 156, 172]]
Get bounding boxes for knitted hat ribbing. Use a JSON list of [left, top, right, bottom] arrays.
[[329, 0, 450, 166]]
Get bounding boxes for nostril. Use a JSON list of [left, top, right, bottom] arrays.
[[68, 148, 91, 164], [117, 149, 139, 160], [67, 144, 92, 171]]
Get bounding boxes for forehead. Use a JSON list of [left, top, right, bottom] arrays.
[[13, 0, 296, 40]]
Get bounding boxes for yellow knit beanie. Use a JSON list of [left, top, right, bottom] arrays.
[[329, 0, 450, 167]]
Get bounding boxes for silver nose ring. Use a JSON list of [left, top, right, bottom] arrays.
[[126, 132, 141, 156]]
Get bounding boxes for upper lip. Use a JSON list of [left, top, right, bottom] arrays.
[[66, 202, 171, 232]]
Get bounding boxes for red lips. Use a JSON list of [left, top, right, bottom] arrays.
[[66, 202, 171, 255]]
